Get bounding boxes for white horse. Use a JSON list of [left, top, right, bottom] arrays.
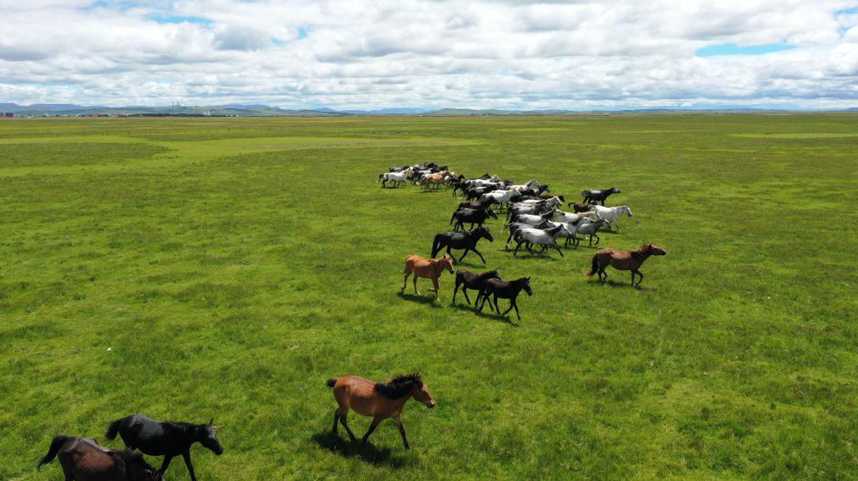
[[509, 212, 551, 226], [481, 189, 517, 204], [553, 210, 596, 224], [593, 205, 633, 231], [567, 218, 610, 247], [379, 171, 407, 188], [512, 224, 569, 257]]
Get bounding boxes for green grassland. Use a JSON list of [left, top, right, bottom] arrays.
[[1, 114, 857, 481]]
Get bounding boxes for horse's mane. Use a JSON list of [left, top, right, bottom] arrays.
[[375, 374, 423, 399]]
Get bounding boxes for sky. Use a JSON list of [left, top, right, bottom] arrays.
[[2, 0, 858, 110]]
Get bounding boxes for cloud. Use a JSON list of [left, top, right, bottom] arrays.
[[1, 0, 857, 109]]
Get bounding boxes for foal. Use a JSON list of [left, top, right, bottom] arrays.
[[401, 255, 455, 298], [452, 269, 500, 305], [477, 277, 533, 321], [327, 374, 436, 449], [588, 243, 667, 287], [39, 436, 160, 481], [105, 414, 223, 481]]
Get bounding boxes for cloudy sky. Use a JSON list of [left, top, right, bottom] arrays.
[[2, 0, 858, 110]]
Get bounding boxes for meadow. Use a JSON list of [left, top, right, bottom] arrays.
[[1, 114, 857, 481]]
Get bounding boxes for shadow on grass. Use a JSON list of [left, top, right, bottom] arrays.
[[584, 279, 656, 291], [397, 292, 442, 307], [311, 431, 414, 468], [448, 302, 519, 326]]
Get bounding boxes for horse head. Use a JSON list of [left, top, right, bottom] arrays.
[[610, 187, 621, 194], [197, 420, 224, 455], [518, 277, 533, 296], [441, 255, 456, 273], [643, 244, 667, 256], [623, 206, 633, 217], [410, 375, 437, 409]]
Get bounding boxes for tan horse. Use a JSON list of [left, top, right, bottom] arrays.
[[588, 243, 667, 287], [401, 254, 455, 298], [326, 374, 436, 449]]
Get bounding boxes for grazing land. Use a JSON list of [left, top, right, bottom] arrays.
[[2, 114, 857, 481]]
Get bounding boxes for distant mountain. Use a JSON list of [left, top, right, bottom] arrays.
[[2, 102, 857, 117]]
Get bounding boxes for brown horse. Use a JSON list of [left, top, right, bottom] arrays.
[[401, 254, 455, 298], [38, 436, 160, 481], [588, 243, 667, 287], [326, 374, 436, 449]]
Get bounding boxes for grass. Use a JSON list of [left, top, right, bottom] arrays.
[[1, 114, 857, 481]]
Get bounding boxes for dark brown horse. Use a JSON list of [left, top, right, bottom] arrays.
[[38, 436, 160, 481], [327, 374, 436, 449], [588, 243, 667, 287], [452, 269, 500, 305], [477, 277, 533, 320]]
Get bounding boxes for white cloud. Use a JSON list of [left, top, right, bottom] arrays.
[[1, 0, 857, 109]]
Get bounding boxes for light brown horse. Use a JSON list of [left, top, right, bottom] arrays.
[[401, 254, 455, 298], [38, 436, 160, 481], [588, 243, 667, 287], [326, 374, 436, 449]]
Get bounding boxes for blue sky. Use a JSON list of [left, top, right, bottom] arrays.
[[1, 0, 857, 110]]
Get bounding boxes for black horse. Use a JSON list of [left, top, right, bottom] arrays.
[[452, 269, 500, 305], [450, 207, 497, 232], [477, 277, 533, 321], [106, 414, 223, 481], [431, 226, 494, 263], [581, 187, 621, 205]]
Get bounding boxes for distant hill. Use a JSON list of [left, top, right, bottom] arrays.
[[2, 102, 857, 117]]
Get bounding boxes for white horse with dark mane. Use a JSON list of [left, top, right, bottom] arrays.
[[512, 224, 569, 257], [379, 170, 409, 188]]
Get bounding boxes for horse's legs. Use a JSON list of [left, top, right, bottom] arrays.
[[463, 287, 472, 305], [339, 412, 357, 441], [493, 293, 500, 314], [512, 298, 521, 320], [431, 276, 440, 298], [332, 410, 340, 434], [181, 451, 197, 481], [401, 271, 410, 293], [393, 416, 410, 449], [413, 274, 419, 294], [159, 455, 175, 476], [555, 244, 564, 257], [633, 269, 644, 287], [513, 240, 521, 256], [502, 298, 514, 317], [472, 247, 486, 264], [452, 281, 460, 304], [458, 249, 470, 263], [362, 416, 383, 445]]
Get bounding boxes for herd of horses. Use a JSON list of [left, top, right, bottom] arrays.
[[33, 161, 668, 481], [389, 162, 667, 321]]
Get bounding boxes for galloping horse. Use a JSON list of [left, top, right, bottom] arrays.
[[327, 374, 436, 449], [39, 436, 160, 481], [588, 243, 667, 287], [401, 255, 455, 298], [450, 207, 497, 232], [105, 414, 223, 481], [477, 277, 533, 321], [581, 187, 621, 205], [452, 269, 500, 305], [431, 226, 494, 263]]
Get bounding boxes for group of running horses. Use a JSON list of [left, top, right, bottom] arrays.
[[393, 163, 668, 321]]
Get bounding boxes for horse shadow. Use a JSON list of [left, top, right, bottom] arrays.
[[311, 432, 414, 468], [448, 302, 519, 326], [397, 292, 443, 307], [585, 279, 655, 291]]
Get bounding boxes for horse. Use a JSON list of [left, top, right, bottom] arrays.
[[568, 202, 593, 213], [456, 198, 496, 212], [512, 224, 568, 257], [452, 269, 500, 305], [581, 187, 621, 205], [450, 207, 497, 232], [505, 220, 552, 249], [401, 254, 455, 298], [327, 374, 435, 449], [419, 172, 449, 191], [593, 205, 633, 231], [379, 171, 407, 188], [105, 414, 223, 481], [39, 436, 160, 481], [553, 210, 596, 224], [477, 277, 533, 321], [508, 211, 553, 226], [568, 218, 611, 247], [431, 226, 494, 264], [588, 243, 667, 287]]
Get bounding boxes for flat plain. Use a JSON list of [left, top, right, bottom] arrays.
[[1, 114, 857, 481]]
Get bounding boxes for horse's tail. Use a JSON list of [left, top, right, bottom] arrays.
[[105, 417, 125, 440], [38, 435, 71, 469], [326, 378, 337, 388], [431, 235, 443, 258], [587, 254, 599, 276]]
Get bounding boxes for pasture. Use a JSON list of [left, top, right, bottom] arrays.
[[1, 114, 857, 481]]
